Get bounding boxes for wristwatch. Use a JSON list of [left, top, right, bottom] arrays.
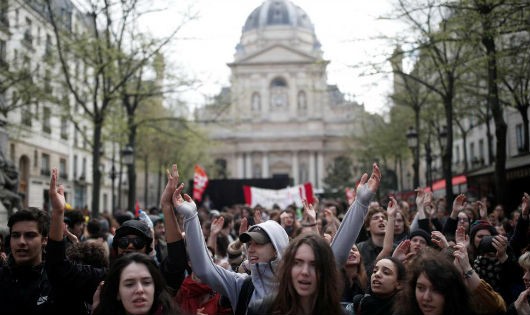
[[464, 269, 474, 279]]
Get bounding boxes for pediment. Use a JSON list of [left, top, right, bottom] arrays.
[[236, 45, 319, 64]]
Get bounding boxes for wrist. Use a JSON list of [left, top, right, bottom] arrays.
[[302, 223, 317, 227], [464, 268, 474, 279]]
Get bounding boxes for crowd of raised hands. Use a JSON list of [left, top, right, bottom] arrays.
[[7, 163, 527, 315]]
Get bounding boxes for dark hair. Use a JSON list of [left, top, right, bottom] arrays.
[[8, 207, 50, 237], [395, 249, 472, 315], [92, 253, 178, 315], [66, 241, 109, 268], [64, 210, 85, 228], [363, 207, 387, 230], [87, 219, 102, 237], [270, 233, 342, 315]]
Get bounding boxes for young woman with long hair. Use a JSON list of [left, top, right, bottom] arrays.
[[268, 233, 344, 315], [92, 253, 179, 315]]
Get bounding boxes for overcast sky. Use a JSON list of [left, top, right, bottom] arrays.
[[142, 0, 404, 114]]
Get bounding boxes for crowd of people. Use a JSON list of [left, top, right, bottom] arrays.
[[0, 163, 529, 315]]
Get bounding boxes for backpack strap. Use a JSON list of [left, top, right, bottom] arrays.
[[234, 276, 255, 315]]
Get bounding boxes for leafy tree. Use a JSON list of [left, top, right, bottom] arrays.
[[45, 0, 194, 216]]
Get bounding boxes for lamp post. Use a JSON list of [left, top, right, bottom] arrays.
[[425, 141, 433, 191], [122, 144, 135, 213], [406, 126, 419, 189]]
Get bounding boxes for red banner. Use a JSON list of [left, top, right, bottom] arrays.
[[193, 165, 209, 202]]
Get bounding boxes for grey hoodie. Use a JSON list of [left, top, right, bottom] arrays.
[[175, 200, 289, 314]]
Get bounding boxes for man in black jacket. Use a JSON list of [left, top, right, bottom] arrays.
[[0, 207, 100, 315]]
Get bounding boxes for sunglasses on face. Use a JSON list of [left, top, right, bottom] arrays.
[[116, 237, 146, 250]]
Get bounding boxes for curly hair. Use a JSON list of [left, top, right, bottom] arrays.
[[270, 233, 342, 315], [92, 253, 179, 315], [395, 249, 472, 315]]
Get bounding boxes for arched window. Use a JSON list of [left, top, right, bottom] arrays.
[[251, 92, 261, 111], [297, 90, 307, 110], [270, 77, 288, 108]]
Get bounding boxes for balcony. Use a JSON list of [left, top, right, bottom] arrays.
[[40, 168, 51, 176], [59, 172, 68, 180]]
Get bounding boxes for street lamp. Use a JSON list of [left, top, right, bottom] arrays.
[[425, 141, 433, 190], [406, 126, 419, 189], [122, 145, 135, 213]]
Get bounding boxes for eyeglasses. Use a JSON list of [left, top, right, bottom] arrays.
[[116, 237, 146, 250]]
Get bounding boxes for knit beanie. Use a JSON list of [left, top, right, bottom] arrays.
[[227, 239, 244, 267], [469, 219, 497, 246], [409, 229, 433, 247]]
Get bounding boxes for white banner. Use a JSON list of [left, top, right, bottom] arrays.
[[244, 183, 313, 209]]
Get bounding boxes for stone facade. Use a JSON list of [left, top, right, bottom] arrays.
[[195, 0, 367, 189]]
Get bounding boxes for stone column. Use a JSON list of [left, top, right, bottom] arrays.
[[309, 152, 316, 185], [245, 153, 252, 179], [317, 152, 324, 189], [237, 153, 244, 178], [291, 151, 299, 185], [262, 152, 269, 178]]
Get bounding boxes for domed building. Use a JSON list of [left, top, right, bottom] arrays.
[[196, 0, 368, 189]]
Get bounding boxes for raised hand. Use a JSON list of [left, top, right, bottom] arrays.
[[172, 184, 197, 219], [453, 242, 472, 274], [386, 196, 398, 219], [514, 288, 530, 315], [452, 194, 467, 215], [302, 199, 317, 224], [210, 216, 225, 236], [415, 188, 426, 213], [455, 225, 469, 246], [392, 240, 415, 264], [355, 163, 381, 205], [239, 217, 249, 235], [161, 164, 179, 208], [492, 235, 509, 263], [431, 230, 449, 249], [49, 168, 66, 213]]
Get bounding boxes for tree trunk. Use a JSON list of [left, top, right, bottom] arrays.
[[127, 108, 137, 213], [91, 116, 103, 218], [144, 154, 148, 208], [443, 93, 454, 205], [482, 16, 507, 206]]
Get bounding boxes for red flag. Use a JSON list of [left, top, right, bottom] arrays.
[[135, 200, 140, 217], [193, 165, 209, 202]]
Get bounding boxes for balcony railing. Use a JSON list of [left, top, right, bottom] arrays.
[[40, 168, 51, 176]]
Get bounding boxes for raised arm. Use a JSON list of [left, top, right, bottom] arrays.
[[160, 164, 183, 243], [331, 163, 380, 266], [49, 168, 66, 241], [172, 184, 244, 308], [376, 196, 397, 261]]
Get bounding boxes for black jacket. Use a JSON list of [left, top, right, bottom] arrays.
[[0, 252, 98, 315]]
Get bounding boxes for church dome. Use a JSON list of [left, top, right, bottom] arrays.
[[235, 0, 322, 61], [243, 0, 314, 33]]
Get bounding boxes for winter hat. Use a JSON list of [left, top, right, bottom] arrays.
[[409, 229, 433, 247], [227, 239, 244, 267], [469, 220, 498, 246], [113, 219, 153, 249]]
